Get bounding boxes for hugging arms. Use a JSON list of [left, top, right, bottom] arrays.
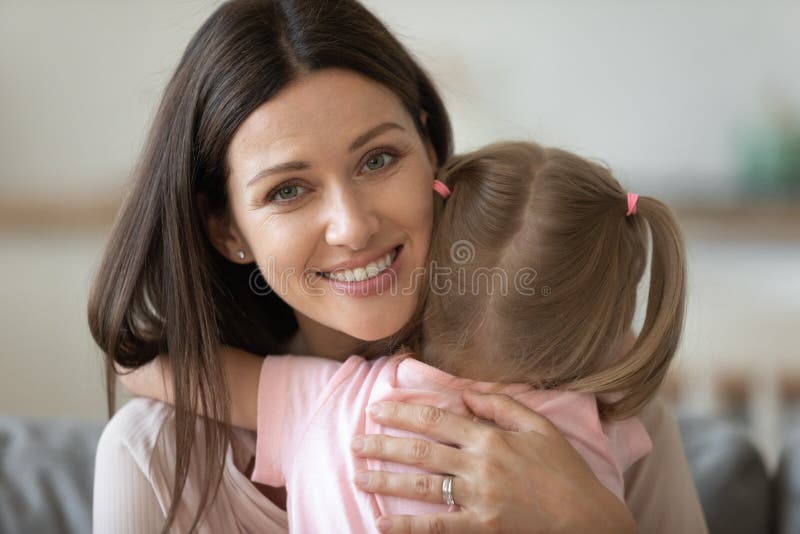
[[113, 342, 705, 533], [89, 0, 707, 532]]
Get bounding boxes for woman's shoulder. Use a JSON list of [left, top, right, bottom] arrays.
[[95, 397, 175, 475], [97, 397, 252, 472], [93, 398, 174, 532], [94, 398, 289, 532], [100, 397, 174, 443], [623, 395, 710, 533]]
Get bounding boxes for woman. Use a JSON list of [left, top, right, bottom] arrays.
[[89, 0, 708, 532]]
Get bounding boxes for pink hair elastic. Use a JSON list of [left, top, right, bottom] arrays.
[[433, 179, 452, 199], [626, 193, 639, 216]]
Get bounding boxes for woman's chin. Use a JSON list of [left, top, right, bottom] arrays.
[[349, 325, 402, 343], [344, 316, 409, 343]]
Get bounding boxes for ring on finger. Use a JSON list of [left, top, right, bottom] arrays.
[[442, 474, 456, 506]]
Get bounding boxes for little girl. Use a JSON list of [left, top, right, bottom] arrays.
[[128, 141, 685, 532]]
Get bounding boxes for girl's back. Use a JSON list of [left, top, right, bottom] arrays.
[[250, 353, 650, 532]]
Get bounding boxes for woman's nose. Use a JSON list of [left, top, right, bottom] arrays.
[[324, 186, 380, 250]]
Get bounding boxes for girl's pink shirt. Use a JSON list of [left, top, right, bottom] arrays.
[[251, 353, 652, 533]]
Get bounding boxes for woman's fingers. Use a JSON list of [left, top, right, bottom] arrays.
[[354, 470, 466, 506], [356, 395, 636, 533], [365, 401, 479, 446], [351, 434, 464, 475], [375, 512, 480, 534], [461, 389, 555, 435]]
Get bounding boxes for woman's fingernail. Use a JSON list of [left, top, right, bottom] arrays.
[[354, 471, 370, 487], [366, 403, 384, 417], [376, 517, 392, 532], [351, 436, 365, 452]]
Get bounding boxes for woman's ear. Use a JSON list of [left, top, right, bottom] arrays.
[[197, 192, 253, 264]]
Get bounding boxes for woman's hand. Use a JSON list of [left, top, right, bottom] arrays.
[[350, 390, 636, 534]]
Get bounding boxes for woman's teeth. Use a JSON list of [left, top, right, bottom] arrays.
[[327, 249, 397, 282]]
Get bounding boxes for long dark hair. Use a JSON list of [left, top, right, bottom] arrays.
[[87, 0, 452, 530]]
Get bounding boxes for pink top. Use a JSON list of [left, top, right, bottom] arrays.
[[252, 353, 652, 533]]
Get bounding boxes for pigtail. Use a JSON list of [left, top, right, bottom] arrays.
[[417, 143, 546, 371], [572, 195, 687, 419]]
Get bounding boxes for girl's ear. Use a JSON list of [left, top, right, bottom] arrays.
[[419, 111, 438, 169], [197, 192, 253, 264]]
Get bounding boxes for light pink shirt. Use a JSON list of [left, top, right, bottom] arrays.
[[251, 353, 652, 533]]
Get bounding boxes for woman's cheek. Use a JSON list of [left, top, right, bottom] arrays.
[[388, 164, 434, 224], [248, 223, 312, 298]]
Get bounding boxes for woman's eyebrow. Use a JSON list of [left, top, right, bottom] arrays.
[[348, 121, 405, 153], [246, 161, 310, 188], [245, 122, 406, 188]]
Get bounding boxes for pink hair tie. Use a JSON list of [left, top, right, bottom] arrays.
[[626, 193, 639, 216], [433, 179, 452, 199]]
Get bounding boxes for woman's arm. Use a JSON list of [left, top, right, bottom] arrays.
[[93, 424, 166, 533], [346, 330, 646, 533], [351, 391, 636, 534], [115, 346, 262, 430], [352, 391, 709, 534]]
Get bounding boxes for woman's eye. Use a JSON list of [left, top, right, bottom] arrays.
[[270, 184, 305, 203], [362, 152, 394, 172]]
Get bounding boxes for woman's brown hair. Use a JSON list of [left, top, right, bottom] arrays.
[[86, 0, 452, 530], [410, 141, 686, 420]]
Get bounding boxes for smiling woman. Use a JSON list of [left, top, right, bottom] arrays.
[[88, 0, 455, 529], [214, 69, 437, 346], [88, 0, 706, 533]]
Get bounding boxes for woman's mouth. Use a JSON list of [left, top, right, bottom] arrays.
[[316, 245, 404, 298], [320, 245, 401, 282]]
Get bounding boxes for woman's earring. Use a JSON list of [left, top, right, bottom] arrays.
[[237, 251, 245, 260]]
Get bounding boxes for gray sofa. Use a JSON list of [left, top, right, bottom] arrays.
[[1, 413, 797, 533], [0, 417, 103, 533]]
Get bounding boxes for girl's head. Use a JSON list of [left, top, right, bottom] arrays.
[[88, 0, 451, 530], [416, 142, 686, 419]]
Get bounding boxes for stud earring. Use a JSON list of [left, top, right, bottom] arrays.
[[237, 251, 245, 260]]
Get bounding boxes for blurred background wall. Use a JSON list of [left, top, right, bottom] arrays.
[[1, 0, 798, 467]]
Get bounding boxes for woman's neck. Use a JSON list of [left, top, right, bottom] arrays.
[[291, 311, 362, 362]]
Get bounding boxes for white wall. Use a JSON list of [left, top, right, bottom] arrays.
[[363, 0, 800, 197], [0, 0, 216, 197], [2, 0, 799, 199], [0, 230, 111, 418]]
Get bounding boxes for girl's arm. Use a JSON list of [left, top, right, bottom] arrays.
[[116, 346, 262, 430]]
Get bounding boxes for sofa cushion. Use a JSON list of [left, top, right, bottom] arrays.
[[774, 418, 800, 534], [0, 417, 104, 534], [678, 414, 771, 534]]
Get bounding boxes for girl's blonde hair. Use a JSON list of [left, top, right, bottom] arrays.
[[412, 141, 686, 420]]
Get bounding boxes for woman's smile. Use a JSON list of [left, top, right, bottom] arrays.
[[317, 244, 399, 281], [319, 244, 403, 298]]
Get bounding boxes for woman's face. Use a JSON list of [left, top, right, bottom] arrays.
[[220, 68, 437, 345]]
